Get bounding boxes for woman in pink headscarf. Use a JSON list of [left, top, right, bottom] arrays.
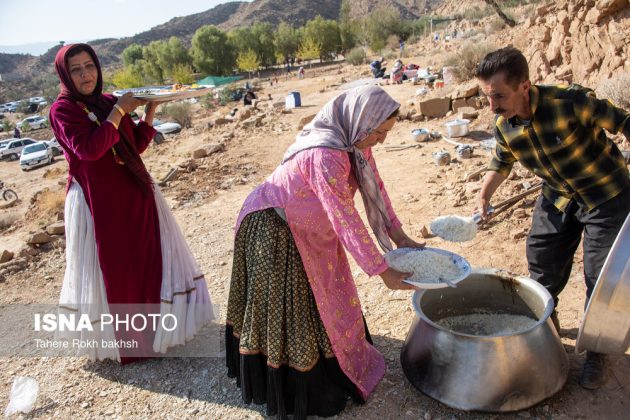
[[226, 85, 423, 418], [49, 43, 214, 363]]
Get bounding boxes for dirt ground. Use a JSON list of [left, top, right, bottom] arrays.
[[1, 51, 629, 419]]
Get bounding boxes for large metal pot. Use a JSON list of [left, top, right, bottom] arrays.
[[577, 213, 630, 354], [445, 118, 470, 137], [401, 269, 568, 412]]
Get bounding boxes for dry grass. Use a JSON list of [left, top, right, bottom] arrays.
[[345, 47, 367, 66], [443, 41, 496, 82], [37, 189, 66, 216], [0, 212, 20, 232], [597, 73, 630, 111]]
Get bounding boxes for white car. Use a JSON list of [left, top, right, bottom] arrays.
[[29, 96, 48, 107], [0, 138, 37, 161], [20, 115, 48, 130], [46, 137, 63, 156], [20, 141, 54, 171], [153, 119, 181, 135]]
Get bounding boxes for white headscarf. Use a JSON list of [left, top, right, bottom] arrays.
[[283, 85, 400, 251]]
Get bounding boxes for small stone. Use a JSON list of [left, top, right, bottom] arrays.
[[0, 250, 14, 264], [27, 232, 54, 245], [46, 221, 66, 236]]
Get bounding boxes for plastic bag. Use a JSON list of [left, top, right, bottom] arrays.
[[4, 377, 39, 416]]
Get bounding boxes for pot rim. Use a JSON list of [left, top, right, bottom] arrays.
[[411, 268, 555, 338]]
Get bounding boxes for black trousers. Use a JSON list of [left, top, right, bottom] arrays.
[[526, 187, 630, 306]]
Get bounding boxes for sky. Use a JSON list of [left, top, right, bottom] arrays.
[[0, 0, 239, 54]]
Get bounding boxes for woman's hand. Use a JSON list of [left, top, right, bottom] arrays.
[[116, 92, 147, 114], [379, 267, 415, 290], [142, 101, 165, 126], [389, 226, 425, 249]]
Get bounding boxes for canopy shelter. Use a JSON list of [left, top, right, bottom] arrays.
[[196, 75, 243, 87]]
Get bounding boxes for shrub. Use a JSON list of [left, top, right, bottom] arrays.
[[345, 47, 367, 66], [443, 41, 496, 82], [163, 102, 193, 128], [597, 73, 630, 111], [200, 93, 217, 110], [171, 63, 195, 85], [112, 66, 144, 88]]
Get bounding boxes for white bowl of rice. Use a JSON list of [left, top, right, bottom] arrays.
[[385, 247, 471, 289]]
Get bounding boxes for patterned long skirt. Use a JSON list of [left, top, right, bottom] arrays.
[[226, 209, 368, 419]]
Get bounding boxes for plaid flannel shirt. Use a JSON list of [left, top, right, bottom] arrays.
[[489, 84, 630, 211]]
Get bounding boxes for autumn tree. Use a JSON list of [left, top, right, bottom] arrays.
[[237, 49, 261, 78]]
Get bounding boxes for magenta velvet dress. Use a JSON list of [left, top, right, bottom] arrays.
[[49, 95, 162, 307]]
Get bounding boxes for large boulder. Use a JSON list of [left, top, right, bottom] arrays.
[[417, 97, 451, 118]]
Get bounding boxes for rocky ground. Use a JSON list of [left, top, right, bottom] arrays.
[[1, 13, 630, 420]]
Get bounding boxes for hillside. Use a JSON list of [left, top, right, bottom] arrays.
[[1, 0, 629, 102]]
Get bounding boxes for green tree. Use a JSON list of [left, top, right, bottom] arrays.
[[228, 27, 256, 55], [159, 37, 192, 76], [339, 0, 359, 53], [141, 41, 166, 83], [274, 22, 300, 63], [303, 16, 341, 61], [251, 22, 276, 68], [364, 6, 402, 52], [191, 25, 236, 76], [237, 49, 261, 78], [122, 44, 143, 67]]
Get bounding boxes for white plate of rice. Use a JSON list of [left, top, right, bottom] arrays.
[[384, 247, 471, 289]]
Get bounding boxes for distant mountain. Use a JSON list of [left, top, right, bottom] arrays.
[[0, 42, 63, 56]]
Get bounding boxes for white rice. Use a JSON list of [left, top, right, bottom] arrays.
[[391, 250, 464, 283], [430, 215, 477, 242], [436, 312, 538, 335]]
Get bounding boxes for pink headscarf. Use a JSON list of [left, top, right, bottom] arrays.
[[283, 85, 400, 251]]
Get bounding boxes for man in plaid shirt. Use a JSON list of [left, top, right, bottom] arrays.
[[474, 47, 630, 390]]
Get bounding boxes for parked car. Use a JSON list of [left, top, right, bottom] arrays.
[[28, 96, 48, 107], [20, 115, 48, 130], [153, 119, 181, 134], [0, 138, 37, 161], [20, 141, 54, 171], [46, 137, 63, 156]]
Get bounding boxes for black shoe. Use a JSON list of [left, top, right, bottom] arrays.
[[550, 310, 561, 334], [579, 351, 609, 390]]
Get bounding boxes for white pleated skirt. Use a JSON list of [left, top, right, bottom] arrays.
[[57, 180, 216, 361]]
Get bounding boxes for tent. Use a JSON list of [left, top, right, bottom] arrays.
[[196, 75, 243, 87]]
